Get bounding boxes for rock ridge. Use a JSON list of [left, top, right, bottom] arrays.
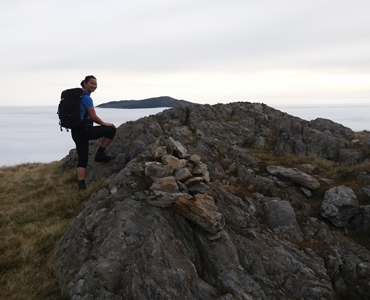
[[57, 101, 370, 300]]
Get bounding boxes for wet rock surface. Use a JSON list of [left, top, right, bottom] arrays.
[[57, 102, 370, 299]]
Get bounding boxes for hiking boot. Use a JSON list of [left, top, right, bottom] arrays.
[[78, 181, 87, 191], [95, 151, 111, 163]]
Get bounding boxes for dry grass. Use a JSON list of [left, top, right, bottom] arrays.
[[0, 162, 101, 300], [248, 150, 370, 206]]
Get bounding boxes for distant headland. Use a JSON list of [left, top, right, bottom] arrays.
[[96, 96, 196, 109]]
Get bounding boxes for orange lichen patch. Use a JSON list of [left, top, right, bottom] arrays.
[[172, 194, 224, 234]]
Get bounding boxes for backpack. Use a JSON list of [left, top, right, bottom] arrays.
[[57, 88, 87, 131]]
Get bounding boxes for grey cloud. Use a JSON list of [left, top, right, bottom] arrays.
[[1, 0, 370, 105]]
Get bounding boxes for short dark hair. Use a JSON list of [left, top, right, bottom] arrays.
[[80, 75, 96, 88]]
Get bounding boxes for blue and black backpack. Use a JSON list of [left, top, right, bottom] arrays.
[[57, 88, 89, 131]]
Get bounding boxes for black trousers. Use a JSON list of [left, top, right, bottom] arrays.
[[71, 125, 116, 168]]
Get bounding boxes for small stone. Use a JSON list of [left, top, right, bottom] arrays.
[[298, 164, 315, 171], [320, 178, 335, 184], [184, 177, 204, 186], [301, 187, 312, 197], [179, 159, 187, 169], [145, 162, 174, 179], [174, 168, 193, 182], [189, 154, 202, 165], [154, 146, 167, 158], [192, 162, 210, 182], [162, 154, 182, 170], [166, 137, 187, 158], [150, 176, 179, 193]]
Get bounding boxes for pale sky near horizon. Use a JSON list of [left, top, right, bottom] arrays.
[[1, 0, 369, 107]]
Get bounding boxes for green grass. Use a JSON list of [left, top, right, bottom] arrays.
[[0, 162, 101, 300]]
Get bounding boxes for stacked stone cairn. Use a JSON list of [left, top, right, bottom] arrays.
[[131, 136, 225, 237]]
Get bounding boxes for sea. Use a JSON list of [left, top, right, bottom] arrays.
[[0, 103, 369, 167]]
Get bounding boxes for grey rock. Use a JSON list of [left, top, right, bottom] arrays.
[[154, 145, 167, 158], [362, 185, 370, 197], [320, 178, 335, 184], [264, 199, 303, 241], [166, 137, 187, 158], [173, 168, 193, 182], [352, 205, 370, 233], [301, 187, 312, 197], [275, 120, 352, 160], [184, 176, 205, 186], [357, 262, 370, 279], [309, 118, 353, 136], [144, 162, 174, 179], [191, 162, 210, 182], [266, 165, 320, 190], [357, 172, 370, 181], [172, 193, 225, 234], [339, 149, 364, 166], [57, 102, 370, 300], [324, 255, 347, 296], [252, 135, 267, 148], [150, 176, 179, 193], [162, 153, 182, 170], [362, 137, 370, 147], [188, 153, 202, 165], [298, 163, 315, 171], [321, 186, 360, 227]]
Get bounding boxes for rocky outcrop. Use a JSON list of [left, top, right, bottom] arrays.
[[57, 102, 370, 300]]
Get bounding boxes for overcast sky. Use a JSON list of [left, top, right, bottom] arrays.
[[1, 0, 369, 107]]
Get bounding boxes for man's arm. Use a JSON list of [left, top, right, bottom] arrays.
[[86, 107, 115, 127]]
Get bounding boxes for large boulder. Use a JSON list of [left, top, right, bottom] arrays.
[[321, 186, 360, 227]]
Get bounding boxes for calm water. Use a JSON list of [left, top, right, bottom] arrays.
[[0, 103, 369, 167], [0, 107, 167, 167]]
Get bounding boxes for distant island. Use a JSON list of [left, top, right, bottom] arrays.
[[96, 96, 196, 109]]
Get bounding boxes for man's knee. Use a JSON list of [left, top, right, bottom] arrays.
[[106, 126, 116, 140]]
